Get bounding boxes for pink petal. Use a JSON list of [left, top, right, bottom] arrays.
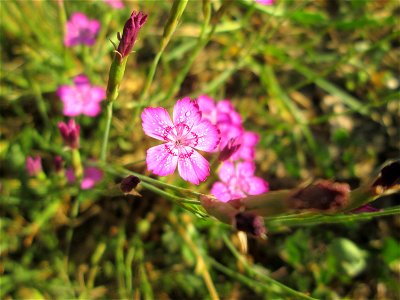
[[218, 161, 235, 183], [236, 162, 256, 177], [146, 143, 178, 176], [82, 101, 102, 117], [216, 100, 242, 125], [177, 147, 210, 185], [142, 107, 174, 141], [58, 86, 83, 117], [247, 176, 269, 195], [256, 0, 274, 5], [89, 86, 106, 102], [70, 12, 90, 27], [103, 0, 125, 9], [242, 131, 259, 147], [88, 20, 101, 35], [218, 123, 243, 150], [231, 131, 259, 161], [197, 95, 217, 124], [173, 98, 202, 129], [81, 167, 103, 189], [190, 120, 220, 152], [73, 74, 90, 85], [211, 182, 232, 202]]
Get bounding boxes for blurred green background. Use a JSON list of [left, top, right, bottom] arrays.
[[1, 0, 399, 299]]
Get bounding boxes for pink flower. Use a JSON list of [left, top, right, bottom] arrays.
[[141, 98, 220, 185], [103, 0, 124, 9], [230, 131, 260, 161], [57, 75, 106, 117], [211, 161, 268, 202], [58, 119, 80, 149], [197, 96, 259, 161], [26, 156, 42, 177], [66, 167, 103, 190], [255, 0, 274, 5], [64, 12, 100, 47]]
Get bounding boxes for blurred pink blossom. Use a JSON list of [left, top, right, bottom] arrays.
[[197, 96, 259, 161], [230, 131, 260, 161], [58, 119, 80, 149], [141, 98, 220, 185], [211, 161, 268, 202], [57, 75, 106, 117], [103, 0, 124, 9], [64, 12, 100, 47], [255, 0, 274, 5], [26, 156, 42, 177], [66, 167, 103, 190]]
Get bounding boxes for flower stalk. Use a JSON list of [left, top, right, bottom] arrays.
[[101, 11, 148, 162]]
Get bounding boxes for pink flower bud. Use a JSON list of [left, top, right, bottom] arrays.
[[289, 180, 350, 212], [117, 11, 148, 59], [218, 137, 241, 162], [26, 156, 42, 177], [54, 155, 64, 172], [58, 119, 80, 149]]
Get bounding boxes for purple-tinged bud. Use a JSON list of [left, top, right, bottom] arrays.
[[54, 155, 64, 173], [233, 212, 267, 238], [26, 156, 42, 177], [288, 180, 350, 212], [58, 119, 80, 149], [352, 204, 380, 214], [120, 175, 141, 193], [218, 137, 241, 162], [117, 11, 148, 60]]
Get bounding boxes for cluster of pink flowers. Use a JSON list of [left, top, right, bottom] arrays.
[[196, 96, 269, 202], [142, 96, 268, 202]]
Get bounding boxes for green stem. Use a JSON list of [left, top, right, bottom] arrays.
[[72, 149, 83, 179], [99, 162, 203, 199], [141, 182, 207, 216], [100, 101, 113, 162], [267, 206, 400, 227]]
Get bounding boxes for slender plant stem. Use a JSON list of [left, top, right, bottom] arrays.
[[99, 162, 203, 199], [100, 101, 113, 162], [267, 206, 400, 227], [141, 182, 206, 216]]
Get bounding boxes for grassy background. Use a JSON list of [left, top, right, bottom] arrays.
[[1, 0, 399, 299]]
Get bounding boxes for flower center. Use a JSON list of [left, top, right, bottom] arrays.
[[162, 123, 199, 148]]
